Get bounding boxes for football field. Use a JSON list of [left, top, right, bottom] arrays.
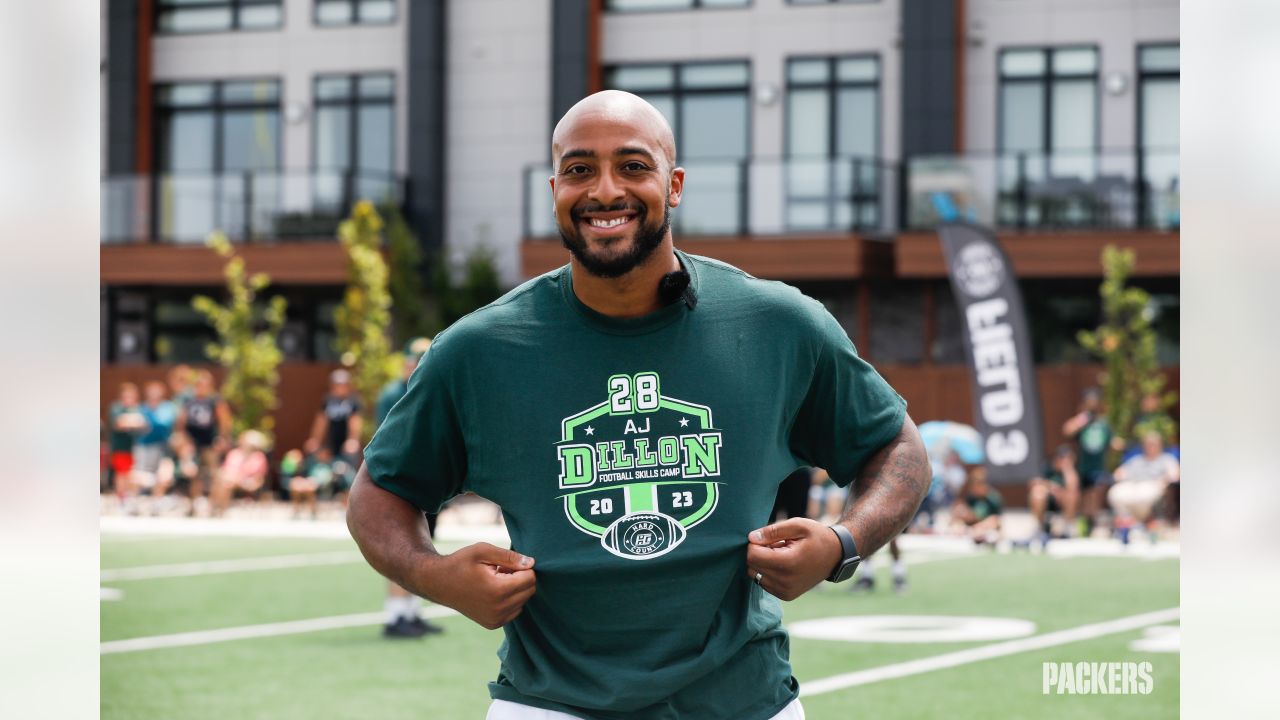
[[101, 526, 1178, 719]]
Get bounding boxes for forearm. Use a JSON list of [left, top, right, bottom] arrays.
[[835, 414, 931, 558], [346, 463, 444, 600]]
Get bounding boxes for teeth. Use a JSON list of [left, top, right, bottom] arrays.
[[588, 216, 630, 228]]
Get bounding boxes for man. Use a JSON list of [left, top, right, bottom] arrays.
[[347, 91, 930, 720], [374, 338, 444, 639], [1108, 431, 1179, 543], [132, 381, 178, 505], [305, 369, 363, 500], [175, 370, 232, 512], [1062, 388, 1114, 536], [1028, 444, 1081, 539]]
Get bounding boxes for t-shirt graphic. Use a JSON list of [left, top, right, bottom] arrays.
[[558, 371, 722, 560]]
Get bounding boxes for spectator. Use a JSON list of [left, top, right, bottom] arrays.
[[1062, 388, 1117, 536], [167, 364, 195, 406], [306, 368, 363, 462], [168, 433, 202, 516], [280, 449, 320, 520], [950, 466, 1003, 545], [1108, 431, 1180, 543], [175, 370, 233, 507], [132, 381, 178, 502], [1028, 444, 1080, 539], [210, 430, 270, 517], [107, 383, 145, 501]]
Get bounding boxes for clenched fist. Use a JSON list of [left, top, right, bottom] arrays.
[[420, 542, 538, 630]]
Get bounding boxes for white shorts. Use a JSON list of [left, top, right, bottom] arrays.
[[486, 697, 805, 720]]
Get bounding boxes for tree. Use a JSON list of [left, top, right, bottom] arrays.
[[384, 205, 432, 346], [1076, 245, 1178, 446], [191, 233, 287, 446], [435, 246, 503, 328], [333, 200, 400, 441]]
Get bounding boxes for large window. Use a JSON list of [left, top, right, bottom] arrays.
[[315, 0, 396, 26], [997, 47, 1099, 227], [156, 0, 282, 34], [605, 61, 751, 234], [1138, 44, 1179, 229], [785, 55, 881, 230], [312, 73, 396, 208], [154, 79, 281, 241], [606, 0, 748, 10]]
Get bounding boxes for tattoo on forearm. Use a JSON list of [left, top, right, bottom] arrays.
[[839, 420, 931, 558]]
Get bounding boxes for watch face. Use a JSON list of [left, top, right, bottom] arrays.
[[830, 558, 860, 583]]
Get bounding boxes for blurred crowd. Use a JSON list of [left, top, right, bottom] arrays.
[[101, 364, 367, 519]]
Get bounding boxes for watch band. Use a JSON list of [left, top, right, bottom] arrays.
[[826, 523, 861, 583]]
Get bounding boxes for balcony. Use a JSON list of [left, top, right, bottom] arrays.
[[523, 155, 902, 239], [101, 171, 405, 244], [906, 149, 1179, 232]]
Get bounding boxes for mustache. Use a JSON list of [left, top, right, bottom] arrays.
[[570, 201, 646, 218]]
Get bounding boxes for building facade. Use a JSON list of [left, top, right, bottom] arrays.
[[102, 0, 1179, 459]]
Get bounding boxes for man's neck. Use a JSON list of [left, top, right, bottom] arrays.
[[570, 239, 682, 318]]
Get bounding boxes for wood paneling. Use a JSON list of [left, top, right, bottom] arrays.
[[101, 242, 351, 285], [522, 235, 893, 281], [896, 230, 1180, 278]]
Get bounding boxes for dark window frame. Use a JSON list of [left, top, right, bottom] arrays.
[[1135, 42, 1179, 228], [313, 0, 399, 28], [995, 45, 1100, 160], [604, 0, 751, 13], [783, 53, 882, 231], [310, 72, 397, 179], [154, 0, 283, 35], [603, 59, 753, 233]]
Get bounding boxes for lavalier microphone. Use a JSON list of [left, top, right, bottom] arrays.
[[658, 270, 697, 310]]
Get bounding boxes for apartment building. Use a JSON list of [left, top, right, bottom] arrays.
[[101, 0, 1178, 453]]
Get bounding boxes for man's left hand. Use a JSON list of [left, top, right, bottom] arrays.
[[745, 518, 843, 601]]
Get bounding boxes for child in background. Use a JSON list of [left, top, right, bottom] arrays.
[[281, 448, 319, 520]]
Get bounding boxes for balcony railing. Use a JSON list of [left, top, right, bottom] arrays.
[[523, 155, 901, 239], [907, 149, 1179, 231], [101, 171, 405, 244]]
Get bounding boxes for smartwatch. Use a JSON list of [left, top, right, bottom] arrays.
[[826, 524, 862, 583]]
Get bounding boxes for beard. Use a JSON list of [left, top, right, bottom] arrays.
[[559, 200, 670, 279]]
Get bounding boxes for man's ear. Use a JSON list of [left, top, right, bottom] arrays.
[[667, 167, 686, 209]]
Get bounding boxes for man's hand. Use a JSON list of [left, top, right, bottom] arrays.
[[744, 518, 842, 601], [420, 543, 537, 630]]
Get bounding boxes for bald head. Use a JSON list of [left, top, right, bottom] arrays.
[[552, 90, 676, 170]]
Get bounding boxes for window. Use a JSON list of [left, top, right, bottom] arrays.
[[312, 73, 396, 208], [154, 79, 281, 242], [605, 61, 750, 234], [1138, 44, 1179, 229], [785, 55, 881, 230], [156, 0, 281, 34], [315, 0, 396, 26], [997, 47, 1099, 227], [869, 283, 924, 364], [606, 0, 748, 10]]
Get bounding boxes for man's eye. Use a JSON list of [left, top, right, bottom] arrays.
[[623, 162, 649, 172]]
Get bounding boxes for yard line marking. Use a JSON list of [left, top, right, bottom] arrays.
[[101, 606, 460, 655], [101, 551, 366, 581], [800, 607, 1180, 697]]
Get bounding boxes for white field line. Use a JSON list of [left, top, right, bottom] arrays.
[[101, 551, 366, 581], [101, 605, 460, 655], [800, 607, 1180, 697]]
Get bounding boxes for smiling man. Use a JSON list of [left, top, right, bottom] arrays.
[[347, 90, 931, 720]]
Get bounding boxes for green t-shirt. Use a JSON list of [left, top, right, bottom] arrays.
[[964, 490, 1004, 520], [1075, 415, 1112, 477], [364, 251, 907, 720]]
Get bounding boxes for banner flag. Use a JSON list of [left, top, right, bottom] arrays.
[[937, 222, 1044, 484]]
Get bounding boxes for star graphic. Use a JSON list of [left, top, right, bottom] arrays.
[[584, 426, 595, 436], [678, 417, 690, 427]]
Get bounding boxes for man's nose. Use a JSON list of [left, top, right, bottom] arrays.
[[588, 167, 626, 206]]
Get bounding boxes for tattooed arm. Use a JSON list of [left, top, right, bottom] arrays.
[[837, 413, 932, 559], [745, 414, 931, 600]]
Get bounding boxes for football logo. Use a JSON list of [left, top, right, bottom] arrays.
[[602, 513, 687, 560]]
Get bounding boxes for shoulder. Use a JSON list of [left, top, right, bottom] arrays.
[[426, 269, 564, 355], [684, 252, 836, 333]]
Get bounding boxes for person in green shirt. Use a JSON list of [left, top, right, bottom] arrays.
[[347, 90, 931, 720], [950, 466, 1003, 545], [1062, 388, 1116, 536]]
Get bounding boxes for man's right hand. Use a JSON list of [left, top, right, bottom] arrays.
[[421, 543, 537, 630]]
